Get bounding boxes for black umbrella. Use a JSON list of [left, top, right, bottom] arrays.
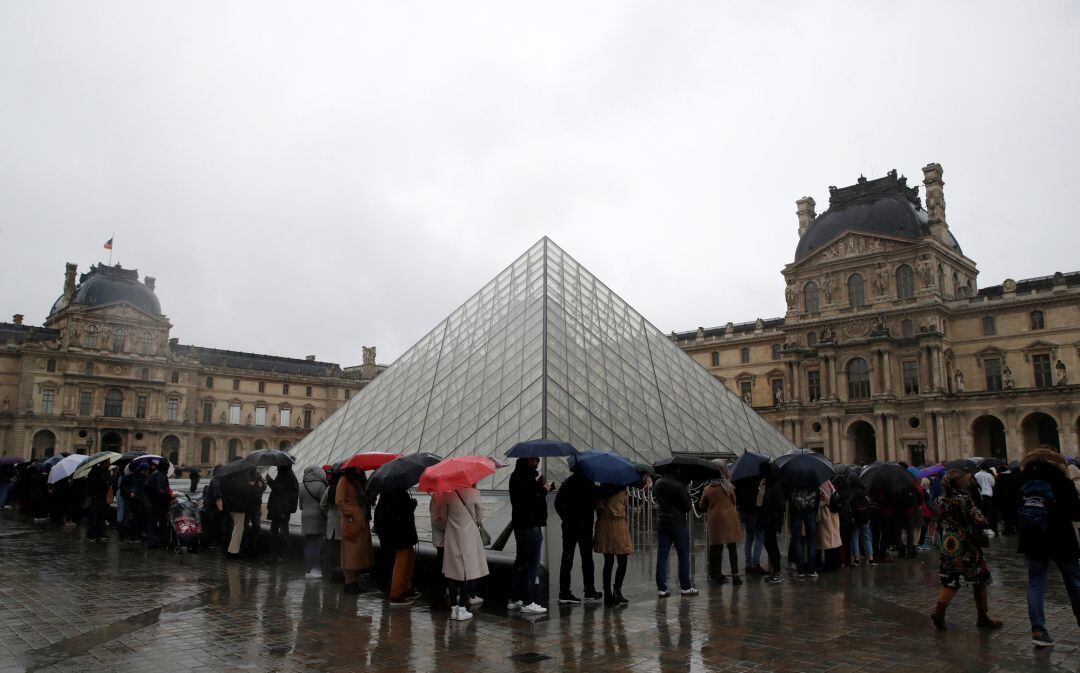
[[213, 460, 258, 480], [113, 450, 148, 470], [367, 453, 442, 494], [652, 456, 725, 482], [941, 458, 979, 474], [506, 439, 578, 458], [244, 449, 295, 468], [858, 462, 915, 493], [730, 451, 770, 481], [775, 449, 834, 487], [978, 458, 1007, 471]]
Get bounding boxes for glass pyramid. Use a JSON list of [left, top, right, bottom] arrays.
[[289, 238, 794, 488]]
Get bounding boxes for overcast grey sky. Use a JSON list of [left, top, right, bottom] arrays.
[[2, 2, 1078, 367]]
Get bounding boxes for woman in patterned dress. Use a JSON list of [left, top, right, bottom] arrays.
[[929, 469, 1002, 630]]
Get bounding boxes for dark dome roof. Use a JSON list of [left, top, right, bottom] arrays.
[[794, 171, 961, 262], [49, 264, 162, 317]]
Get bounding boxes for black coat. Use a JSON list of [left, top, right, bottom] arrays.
[[734, 477, 761, 514], [509, 464, 548, 529], [1016, 461, 1080, 563], [756, 480, 787, 532], [266, 470, 299, 516], [554, 473, 597, 525], [653, 476, 690, 529], [373, 489, 418, 549]]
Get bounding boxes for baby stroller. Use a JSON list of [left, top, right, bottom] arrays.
[[168, 493, 203, 553]]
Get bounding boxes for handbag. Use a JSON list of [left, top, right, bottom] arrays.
[[456, 492, 490, 546]]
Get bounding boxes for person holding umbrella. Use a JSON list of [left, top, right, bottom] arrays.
[[653, 468, 697, 597], [266, 464, 299, 563], [120, 461, 147, 542], [336, 467, 376, 594], [374, 486, 420, 606], [299, 466, 328, 579], [437, 480, 489, 621], [83, 462, 111, 542], [756, 462, 786, 584], [699, 462, 742, 585], [201, 466, 227, 549], [555, 470, 602, 604], [508, 457, 554, 614], [189, 466, 202, 493], [144, 460, 172, 548], [594, 479, 635, 605], [731, 453, 768, 576]]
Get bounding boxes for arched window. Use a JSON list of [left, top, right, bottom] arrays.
[[278, 441, 291, 450], [32, 430, 56, 458], [104, 389, 123, 417], [139, 367, 150, 381], [82, 325, 98, 348], [1030, 310, 1045, 330], [847, 358, 871, 400], [112, 327, 126, 353], [254, 439, 267, 451], [900, 319, 914, 338], [848, 274, 866, 307], [227, 438, 242, 461], [895, 265, 915, 299], [162, 435, 181, 465], [804, 281, 820, 313], [710, 351, 719, 367], [138, 332, 153, 354], [740, 347, 750, 364]]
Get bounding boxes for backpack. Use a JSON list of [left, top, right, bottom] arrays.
[[894, 488, 918, 510], [791, 488, 818, 511], [1017, 479, 1057, 533], [852, 494, 871, 525]]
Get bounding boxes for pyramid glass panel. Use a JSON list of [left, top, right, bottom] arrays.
[[289, 238, 795, 486]]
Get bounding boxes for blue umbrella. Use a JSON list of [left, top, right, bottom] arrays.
[[506, 439, 578, 458], [569, 450, 640, 486], [730, 451, 770, 481]]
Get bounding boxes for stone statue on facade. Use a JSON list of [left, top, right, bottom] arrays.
[[1002, 365, 1014, 389], [785, 280, 798, 309], [917, 255, 934, 288], [774, 386, 784, 406], [742, 389, 752, 406], [874, 264, 889, 296], [1056, 360, 1068, 386], [363, 346, 376, 366], [822, 274, 837, 303], [954, 369, 965, 392], [1002, 278, 1017, 293], [820, 324, 835, 343]]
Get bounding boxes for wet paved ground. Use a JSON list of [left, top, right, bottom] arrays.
[[2, 512, 1079, 673]]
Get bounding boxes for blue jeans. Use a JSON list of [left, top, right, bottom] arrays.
[[1026, 556, 1080, 634], [791, 509, 817, 572], [739, 511, 764, 568], [850, 523, 873, 559], [0, 482, 9, 507], [304, 534, 322, 572], [656, 524, 692, 591], [511, 527, 543, 605]]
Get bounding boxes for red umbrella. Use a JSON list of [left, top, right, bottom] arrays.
[[418, 456, 500, 494], [341, 452, 401, 471]]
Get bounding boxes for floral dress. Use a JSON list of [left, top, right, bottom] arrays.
[[933, 493, 991, 588]]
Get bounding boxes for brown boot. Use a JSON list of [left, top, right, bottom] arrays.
[[974, 584, 1003, 629]]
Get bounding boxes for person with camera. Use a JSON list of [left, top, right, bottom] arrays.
[[508, 457, 554, 614]]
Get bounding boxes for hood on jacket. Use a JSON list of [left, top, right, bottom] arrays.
[[303, 465, 327, 483], [1021, 448, 1068, 474]]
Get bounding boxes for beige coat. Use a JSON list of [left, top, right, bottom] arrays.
[[439, 487, 489, 582], [699, 481, 740, 545], [335, 476, 374, 571], [594, 490, 632, 555]]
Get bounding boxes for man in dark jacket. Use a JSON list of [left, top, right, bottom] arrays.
[[756, 463, 787, 584], [143, 461, 171, 548], [555, 472, 601, 604], [508, 457, 554, 614], [1016, 448, 1080, 648], [653, 470, 697, 597], [266, 465, 299, 562], [734, 476, 766, 574], [201, 466, 226, 548], [119, 464, 146, 542], [374, 488, 420, 606]]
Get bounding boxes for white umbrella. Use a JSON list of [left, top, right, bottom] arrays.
[[48, 454, 89, 484], [71, 451, 121, 480]]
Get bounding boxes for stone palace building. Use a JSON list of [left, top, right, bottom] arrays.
[[676, 164, 1079, 464], [0, 263, 385, 466]]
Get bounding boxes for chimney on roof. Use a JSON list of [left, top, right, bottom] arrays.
[[922, 162, 949, 243], [796, 197, 816, 238], [12, 314, 23, 325], [144, 276, 156, 290], [63, 263, 77, 298], [169, 338, 179, 347], [305, 355, 316, 361]]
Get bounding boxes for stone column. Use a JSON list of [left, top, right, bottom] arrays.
[[874, 415, 886, 461], [918, 349, 929, 393], [823, 356, 833, 398], [937, 347, 948, 393], [834, 417, 845, 462], [887, 414, 899, 461], [936, 413, 948, 460], [791, 362, 802, 404], [926, 413, 939, 463], [838, 370, 849, 402], [882, 350, 893, 395]]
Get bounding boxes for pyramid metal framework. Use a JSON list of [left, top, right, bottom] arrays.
[[289, 238, 794, 487]]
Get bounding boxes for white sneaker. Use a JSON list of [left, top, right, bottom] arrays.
[[506, 600, 523, 610], [521, 602, 547, 614], [680, 588, 699, 596], [451, 606, 473, 621], [985, 529, 996, 538], [304, 569, 323, 579], [467, 596, 484, 607]]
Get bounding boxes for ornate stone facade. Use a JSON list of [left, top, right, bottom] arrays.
[[676, 164, 1080, 464], [0, 263, 386, 466]]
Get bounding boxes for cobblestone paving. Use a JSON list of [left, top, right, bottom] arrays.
[[1, 513, 1078, 673]]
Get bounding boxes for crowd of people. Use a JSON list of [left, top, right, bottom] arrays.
[[2, 446, 1080, 644]]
